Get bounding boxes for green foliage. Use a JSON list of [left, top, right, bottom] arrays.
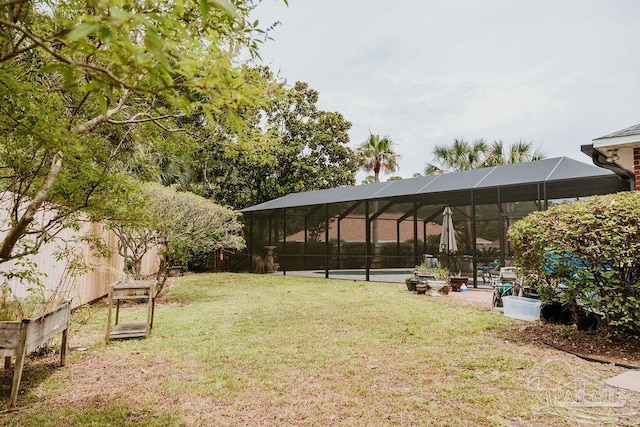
[[484, 140, 546, 166], [426, 138, 545, 175], [426, 138, 488, 175], [339, 242, 369, 269], [361, 175, 376, 185], [509, 191, 640, 335], [414, 264, 450, 280], [380, 241, 415, 268], [0, 0, 265, 269], [107, 183, 245, 282], [357, 133, 399, 182], [192, 67, 360, 209]]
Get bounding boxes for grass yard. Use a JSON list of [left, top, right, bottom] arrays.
[[1, 273, 637, 426]]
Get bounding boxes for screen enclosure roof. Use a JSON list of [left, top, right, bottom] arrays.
[[241, 157, 629, 213]]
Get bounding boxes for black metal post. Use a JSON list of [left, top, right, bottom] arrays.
[[325, 204, 329, 279], [413, 197, 419, 266], [248, 212, 253, 272], [365, 200, 370, 281], [497, 187, 504, 266], [283, 208, 287, 276], [471, 190, 478, 288]]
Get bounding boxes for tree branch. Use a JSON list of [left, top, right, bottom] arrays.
[[107, 112, 186, 125], [0, 18, 134, 88], [72, 89, 130, 134]]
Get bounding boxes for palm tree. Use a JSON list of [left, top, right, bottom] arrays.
[[358, 133, 399, 182], [484, 139, 546, 166], [425, 138, 545, 174], [425, 138, 487, 175], [357, 133, 399, 265], [424, 138, 545, 265]]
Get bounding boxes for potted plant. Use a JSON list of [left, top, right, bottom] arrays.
[[405, 276, 418, 292], [413, 264, 450, 295]]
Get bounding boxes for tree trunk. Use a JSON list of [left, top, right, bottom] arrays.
[[0, 154, 62, 262], [0, 91, 129, 263]]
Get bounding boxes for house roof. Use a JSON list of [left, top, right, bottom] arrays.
[[592, 122, 640, 149], [594, 122, 640, 140], [242, 157, 627, 213]]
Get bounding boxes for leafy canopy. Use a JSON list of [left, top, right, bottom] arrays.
[[0, 0, 266, 264], [191, 68, 360, 209], [357, 133, 399, 183]]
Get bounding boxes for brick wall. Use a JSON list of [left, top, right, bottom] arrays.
[[635, 148, 640, 190]]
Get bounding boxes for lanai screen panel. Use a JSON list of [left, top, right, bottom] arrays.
[[239, 157, 631, 276]]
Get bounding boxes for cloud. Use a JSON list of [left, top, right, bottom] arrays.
[[251, 0, 640, 179]]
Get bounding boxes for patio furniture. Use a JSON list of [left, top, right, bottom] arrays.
[[477, 259, 499, 283]]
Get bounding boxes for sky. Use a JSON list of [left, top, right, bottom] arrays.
[[247, 0, 640, 182]]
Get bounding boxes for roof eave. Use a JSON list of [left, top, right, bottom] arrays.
[[592, 134, 640, 150]]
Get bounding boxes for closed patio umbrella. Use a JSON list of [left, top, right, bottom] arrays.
[[439, 206, 457, 254]]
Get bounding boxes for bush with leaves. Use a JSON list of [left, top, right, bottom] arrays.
[[509, 191, 640, 335], [108, 184, 244, 289]]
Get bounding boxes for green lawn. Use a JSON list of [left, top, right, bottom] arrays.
[[1, 273, 634, 426]]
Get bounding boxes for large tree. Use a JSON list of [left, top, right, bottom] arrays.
[[484, 139, 546, 166], [193, 68, 360, 209], [357, 133, 399, 255], [0, 0, 265, 266]]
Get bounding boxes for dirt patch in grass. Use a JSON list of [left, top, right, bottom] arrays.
[[444, 287, 640, 368], [512, 321, 640, 368]]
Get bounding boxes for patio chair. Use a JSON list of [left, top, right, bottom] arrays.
[[486, 261, 502, 282], [477, 259, 499, 283]]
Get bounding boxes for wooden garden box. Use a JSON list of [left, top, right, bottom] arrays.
[[105, 280, 156, 343], [0, 301, 70, 408]]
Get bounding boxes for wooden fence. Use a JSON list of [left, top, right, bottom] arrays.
[[1, 222, 159, 309]]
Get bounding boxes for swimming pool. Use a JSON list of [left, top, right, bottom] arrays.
[[313, 269, 413, 276]]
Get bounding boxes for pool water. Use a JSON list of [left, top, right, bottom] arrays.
[[314, 269, 413, 276]]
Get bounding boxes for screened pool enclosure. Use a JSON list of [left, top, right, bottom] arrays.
[[234, 157, 630, 285]]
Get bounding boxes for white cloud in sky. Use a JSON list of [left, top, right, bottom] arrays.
[[249, 0, 640, 181]]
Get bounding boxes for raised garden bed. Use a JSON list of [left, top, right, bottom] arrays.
[[0, 301, 70, 408]]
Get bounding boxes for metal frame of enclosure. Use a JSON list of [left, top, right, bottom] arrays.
[[235, 157, 630, 285]]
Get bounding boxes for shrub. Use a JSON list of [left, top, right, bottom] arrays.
[[509, 191, 640, 335], [339, 242, 368, 269], [379, 242, 416, 268]]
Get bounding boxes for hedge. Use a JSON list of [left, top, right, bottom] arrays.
[[509, 191, 640, 335]]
